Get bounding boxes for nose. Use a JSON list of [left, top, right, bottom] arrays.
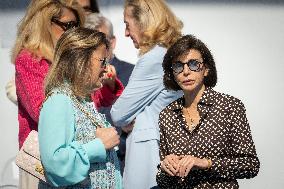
[[125, 28, 130, 37], [183, 64, 191, 75]]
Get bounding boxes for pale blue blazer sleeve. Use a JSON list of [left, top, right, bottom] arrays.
[[38, 94, 106, 187], [110, 46, 166, 127]]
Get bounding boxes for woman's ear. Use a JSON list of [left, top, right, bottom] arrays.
[[204, 68, 209, 77]]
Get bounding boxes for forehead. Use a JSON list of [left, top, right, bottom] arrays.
[[59, 7, 77, 21], [77, 0, 91, 7], [178, 49, 202, 61], [124, 6, 133, 21], [92, 44, 108, 56]]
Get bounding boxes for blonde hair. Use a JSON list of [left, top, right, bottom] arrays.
[[45, 27, 109, 98], [11, 0, 84, 63], [124, 0, 183, 55]]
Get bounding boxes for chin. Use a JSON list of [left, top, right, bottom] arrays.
[[181, 85, 195, 92], [132, 41, 139, 49]]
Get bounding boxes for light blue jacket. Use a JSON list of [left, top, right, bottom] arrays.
[[39, 92, 122, 188], [110, 45, 182, 189]]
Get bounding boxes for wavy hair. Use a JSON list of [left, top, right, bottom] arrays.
[[124, 0, 183, 55], [11, 0, 84, 63], [44, 27, 109, 98]]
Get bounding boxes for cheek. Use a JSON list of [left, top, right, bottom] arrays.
[[174, 74, 182, 84], [92, 66, 103, 80], [56, 31, 64, 41], [52, 30, 64, 45]]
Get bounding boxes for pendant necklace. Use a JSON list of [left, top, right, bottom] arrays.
[[184, 107, 198, 131]]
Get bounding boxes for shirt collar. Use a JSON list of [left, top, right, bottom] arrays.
[[199, 87, 216, 106], [171, 87, 216, 111]]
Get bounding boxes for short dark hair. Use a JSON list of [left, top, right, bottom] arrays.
[[163, 35, 217, 91]]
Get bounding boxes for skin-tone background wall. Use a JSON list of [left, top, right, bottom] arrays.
[[0, 1, 284, 188]]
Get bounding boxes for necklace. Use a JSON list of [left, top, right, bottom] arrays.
[[184, 107, 199, 131]]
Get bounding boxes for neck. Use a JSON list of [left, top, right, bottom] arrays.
[[183, 84, 205, 108]]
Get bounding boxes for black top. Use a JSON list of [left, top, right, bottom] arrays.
[[157, 87, 260, 189]]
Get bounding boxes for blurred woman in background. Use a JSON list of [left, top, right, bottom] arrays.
[[11, 1, 83, 188]]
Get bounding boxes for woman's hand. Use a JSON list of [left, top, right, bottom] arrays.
[[177, 155, 209, 178], [102, 65, 117, 90], [95, 127, 120, 150], [161, 154, 180, 176]]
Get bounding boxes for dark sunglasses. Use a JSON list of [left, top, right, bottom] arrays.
[[82, 6, 92, 13], [93, 57, 108, 68], [51, 18, 79, 31], [172, 59, 204, 74], [100, 57, 108, 68]]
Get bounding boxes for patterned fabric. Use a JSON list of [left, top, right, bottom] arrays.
[[157, 87, 260, 189], [15, 49, 123, 149], [39, 85, 121, 189]]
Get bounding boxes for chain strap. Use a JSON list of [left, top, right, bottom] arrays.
[[41, 90, 102, 128], [68, 94, 102, 128]]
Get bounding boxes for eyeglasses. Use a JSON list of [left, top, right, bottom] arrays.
[[93, 57, 108, 68], [51, 18, 79, 31], [82, 6, 92, 14], [172, 59, 204, 74]]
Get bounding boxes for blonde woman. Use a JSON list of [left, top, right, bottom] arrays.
[[110, 0, 183, 188], [39, 27, 122, 189], [12, 1, 83, 188]]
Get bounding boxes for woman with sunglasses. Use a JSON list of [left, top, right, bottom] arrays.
[[11, 0, 122, 188], [11, 1, 83, 188], [156, 35, 260, 188], [38, 27, 122, 189]]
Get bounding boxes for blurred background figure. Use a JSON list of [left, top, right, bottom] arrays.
[[86, 13, 134, 88], [85, 12, 135, 174], [110, 0, 183, 188], [77, 0, 100, 14], [5, 0, 101, 106], [5, 78, 17, 105]]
